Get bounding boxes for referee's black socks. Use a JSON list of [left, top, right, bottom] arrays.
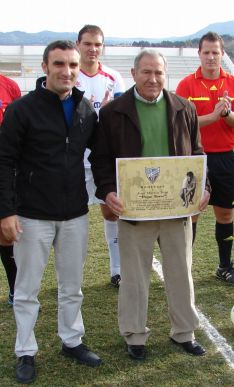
[[215, 222, 233, 268]]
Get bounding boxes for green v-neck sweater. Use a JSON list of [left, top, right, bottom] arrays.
[[135, 97, 169, 157]]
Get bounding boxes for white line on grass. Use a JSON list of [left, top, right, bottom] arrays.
[[152, 257, 234, 370]]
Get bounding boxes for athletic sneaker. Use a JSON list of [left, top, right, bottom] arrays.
[[8, 292, 14, 306], [216, 262, 234, 284], [111, 274, 121, 287]]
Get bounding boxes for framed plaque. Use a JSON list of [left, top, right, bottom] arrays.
[[116, 155, 207, 220]]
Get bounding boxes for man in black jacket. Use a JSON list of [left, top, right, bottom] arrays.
[[0, 40, 101, 384]]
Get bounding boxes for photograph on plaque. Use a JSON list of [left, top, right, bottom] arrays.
[[116, 155, 207, 220]]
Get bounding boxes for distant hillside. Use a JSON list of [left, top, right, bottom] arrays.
[[160, 20, 234, 42], [0, 30, 77, 45], [0, 20, 233, 45], [108, 20, 234, 45]]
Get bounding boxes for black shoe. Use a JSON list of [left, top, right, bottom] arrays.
[[61, 343, 102, 367], [16, 355, 36, 384], [111, 274, 121, 287], [170, 338, 206, 356], [127, 345, 146, 360], [216, 262, 234, 284]]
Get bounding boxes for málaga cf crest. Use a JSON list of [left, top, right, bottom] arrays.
[[145, 167, 160, 183]]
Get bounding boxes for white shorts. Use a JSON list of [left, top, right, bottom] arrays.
[[85, 168, 103, 205]]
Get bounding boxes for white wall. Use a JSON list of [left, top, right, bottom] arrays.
[[1, 45, 233, 94]]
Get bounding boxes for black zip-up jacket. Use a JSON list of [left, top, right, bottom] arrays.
[[0, 85, 97, 220]]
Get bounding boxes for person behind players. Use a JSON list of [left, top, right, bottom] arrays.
[[0, 73, 21, 305], [76, 25, 125, 287], [176, 32, 234, 284]]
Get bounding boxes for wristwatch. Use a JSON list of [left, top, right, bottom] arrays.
[[221, 108, 231, 117]]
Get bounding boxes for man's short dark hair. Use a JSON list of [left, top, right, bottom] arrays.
[[43, 40, 78, 64], [77, 25, 104, 43], [199, 31, 224, 51]]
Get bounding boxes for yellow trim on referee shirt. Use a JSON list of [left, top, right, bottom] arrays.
[[188, 97, 210, 101]]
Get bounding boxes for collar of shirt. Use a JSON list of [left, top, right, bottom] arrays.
[[41, 81, 72, 100], [134, 87, 163, 104], [195, 66, 227, 80]]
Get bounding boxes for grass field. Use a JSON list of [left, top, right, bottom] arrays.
[[0, 206, 234, 386]]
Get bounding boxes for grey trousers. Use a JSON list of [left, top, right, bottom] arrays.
[[118, 217, 199, 345], [13, 215, 88, 357]]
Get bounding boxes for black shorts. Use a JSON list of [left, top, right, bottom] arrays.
[[207, 151, 234, 209]]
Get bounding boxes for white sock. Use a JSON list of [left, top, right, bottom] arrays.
[[104, 219, 120, 277]]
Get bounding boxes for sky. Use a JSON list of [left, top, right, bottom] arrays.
[[0, 0, 233, 39]]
